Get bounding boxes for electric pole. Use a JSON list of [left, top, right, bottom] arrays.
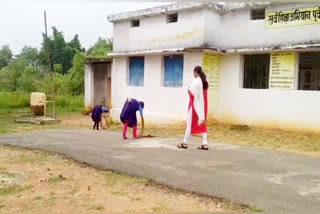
[[44, 10, 56, 119]]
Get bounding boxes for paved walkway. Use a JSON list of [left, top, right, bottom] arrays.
[[0, 129, 320, 212]]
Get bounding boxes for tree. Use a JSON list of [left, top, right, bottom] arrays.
[[17, 66, 41, 92], [69, 35, 85, 52], [68, 51, 85, 95], [0, 57, 38, 92], [19, 46, 40, 67], [0, 45, 13, 69], [39, 27, 84, 74], [53, 64, 63, 74], [86, 38, 112, 57]]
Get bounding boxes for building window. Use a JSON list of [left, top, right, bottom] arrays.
[[167, 13, 178, 23], [163, 55, 183, 87], [299, 52, 320, 90], [251, 8, 265, 20], [131, 19, 140, 27], [243, 54, 270, 89], [129, 56, 144, 86]]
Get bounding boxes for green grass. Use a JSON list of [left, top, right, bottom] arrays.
[[68, 188, 79, 195], [151, 201, 170, 212], [16, 151, 51, 164], [0, 92, 83, 111], [111, 191, 127, 197], [101, 171, 131, 186], [101, 171, 153, 186], [0, 92, 30, 109], [48, 175, 66, 184], [249, 207, 263, 212], [34, 196, 43, 200], [89, 205, 105, 211], [0, 171, 19, 179], [43, 196, 56, 206], [0, 185, 33, 196], [0, 92, 84, 134]]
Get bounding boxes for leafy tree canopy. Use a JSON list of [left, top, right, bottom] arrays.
[[39, 27, 85, 74], [0, 45, 13, 69], [86, 38, 112, 58]]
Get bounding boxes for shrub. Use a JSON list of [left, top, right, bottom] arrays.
[[0, 92, 30, 108], [0, 92, 83, 111]]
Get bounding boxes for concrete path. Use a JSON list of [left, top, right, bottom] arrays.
[[0, 129, 320, 212]]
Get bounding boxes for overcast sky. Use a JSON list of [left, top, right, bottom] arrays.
[[0, 0, 172, 54]]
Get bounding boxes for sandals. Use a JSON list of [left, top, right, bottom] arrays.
[[177, 143, 188, 149], [198, 145, 209, 150], [177, 143, 209, 150]]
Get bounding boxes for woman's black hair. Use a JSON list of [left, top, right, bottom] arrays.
[[194, 66, 209, 89], [139, 101, 145, 109]]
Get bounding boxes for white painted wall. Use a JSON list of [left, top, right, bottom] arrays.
[[111, 53, 203, 123], [112, 3, 320, 53], [111, 50, 320, 131], [218, 53, 320, 131], [113, 9, 205, 52], [204, 2, 320, 49], [84, 64, 94, 108]]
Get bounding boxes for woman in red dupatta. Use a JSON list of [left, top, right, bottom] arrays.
[[178, 66, 209, 150]]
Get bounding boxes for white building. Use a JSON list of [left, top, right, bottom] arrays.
[[86, 2, 320, 131]]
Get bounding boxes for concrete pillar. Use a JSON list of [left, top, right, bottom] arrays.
[[85, 64, 94, 110]]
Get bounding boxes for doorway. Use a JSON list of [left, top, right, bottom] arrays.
[[299, 52, 320, 90], [93, 62, 112, 108]]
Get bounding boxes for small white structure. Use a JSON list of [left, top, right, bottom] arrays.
[[30, 92, 46, 116], [85, 57, 112, 110], [95, 2, 320, 130]]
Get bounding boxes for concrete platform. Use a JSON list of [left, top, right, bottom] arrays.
[[14, 117, 60, 125]]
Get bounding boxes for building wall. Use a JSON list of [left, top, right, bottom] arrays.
[[111, 53, 203, 122], [110, 50, 320, 131], [218, 53, 320, 131], [113, 9, 206, 52], [204, 2, 320, 49], [112, 3, 320, 53], [84, 64, 94, 109]]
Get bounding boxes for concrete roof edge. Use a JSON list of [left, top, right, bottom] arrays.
[[107, 2, 275, 22], [85, 56, 112, 64], [221, 2, 272, 11], [107, 46, 222, 56], [226, 42, 320, 53], [107, 48, 186, 56], [107, 42, 320, 56], [107, 2, 219, 22]]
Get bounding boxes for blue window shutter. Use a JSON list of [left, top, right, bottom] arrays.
[[129, 57, 144, 86], [164, 55, 183, 87]]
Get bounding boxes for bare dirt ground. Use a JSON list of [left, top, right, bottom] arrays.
[[0, 146, 250, 213]]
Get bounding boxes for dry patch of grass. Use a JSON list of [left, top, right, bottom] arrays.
[[109, 119, 320, 156], [57, 113, 320, 156], [0, 185, 32, 196], [0, 145, 250, 212], [206, 122, 320, 156]]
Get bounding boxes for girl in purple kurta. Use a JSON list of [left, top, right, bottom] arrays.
[[91, 105, 102, 130], [120, 98, 144, 139]]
